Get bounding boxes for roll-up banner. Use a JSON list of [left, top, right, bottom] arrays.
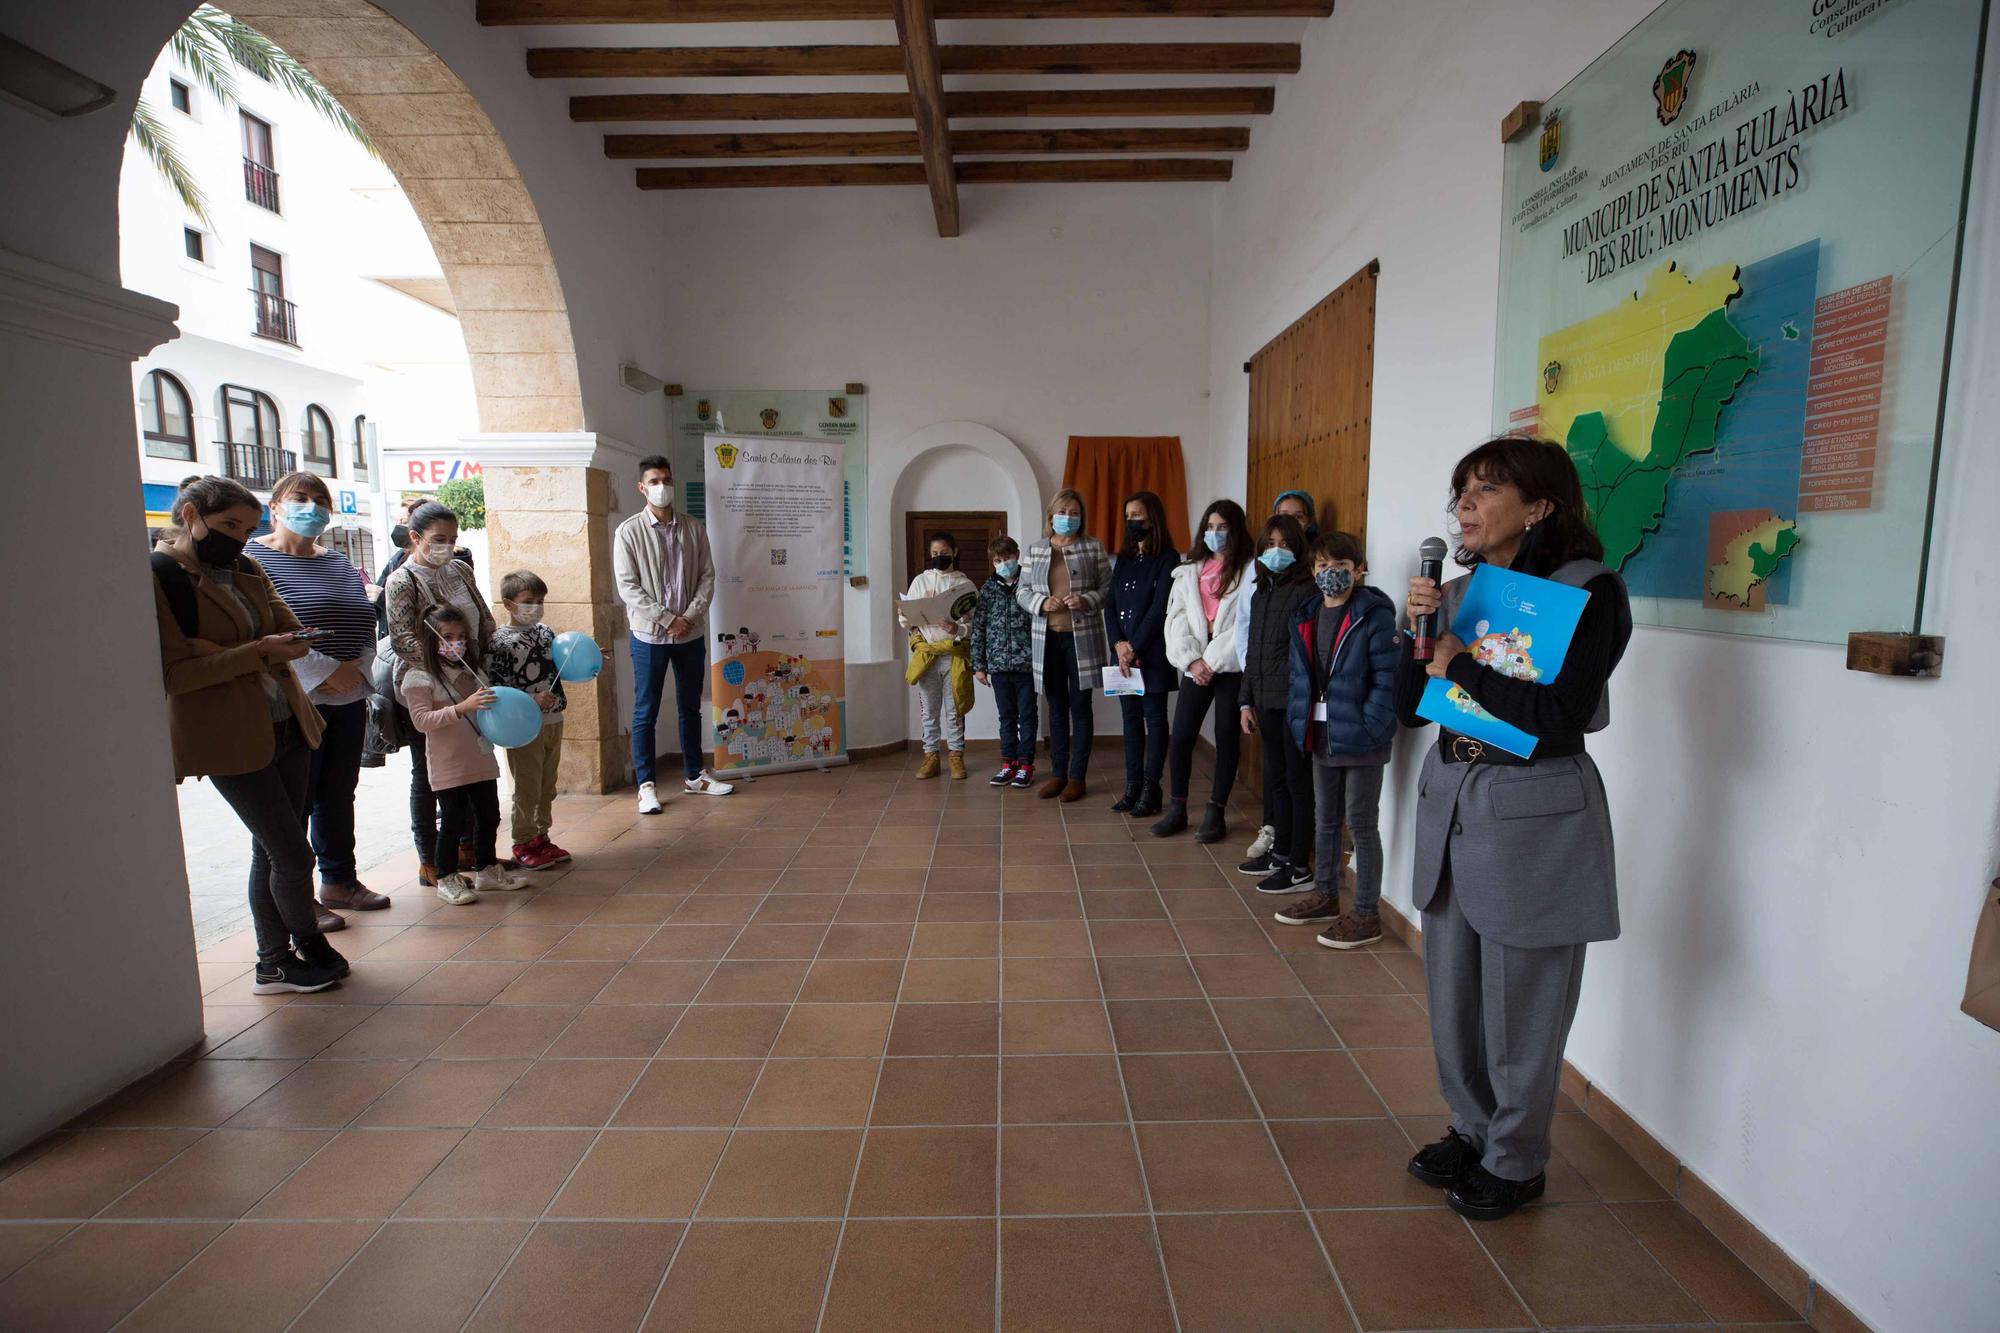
[[702, 434, 848, 778]]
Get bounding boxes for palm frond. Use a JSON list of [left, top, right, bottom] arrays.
[[129, 99, 213, 227], [167, 9, 237, 107], [201, 8, 379, 160]]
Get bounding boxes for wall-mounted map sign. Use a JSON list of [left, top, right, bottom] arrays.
[[668, 388, 868, 577], [1493, 0, 1988, 641]]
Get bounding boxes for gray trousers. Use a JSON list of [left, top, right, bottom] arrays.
[[1423, 875, 1586, 1181], [915, 655, 965, 753]]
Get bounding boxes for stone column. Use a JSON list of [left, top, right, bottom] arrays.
[[469, 437, 635, 794]]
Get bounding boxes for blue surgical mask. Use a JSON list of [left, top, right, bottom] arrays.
[[1315, 567, 1354, 598], [1258, 547, 1297, 573], [995, 561, 1020, 579], [1051, 514, 1081, 537], [1203, 529, 1228, 553], [278, 501, 330, 538]]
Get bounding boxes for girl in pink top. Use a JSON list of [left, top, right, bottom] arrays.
[[403, 607, 530, 905]]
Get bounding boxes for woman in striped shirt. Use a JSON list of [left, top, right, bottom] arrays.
[[248, 471, 389, 923]]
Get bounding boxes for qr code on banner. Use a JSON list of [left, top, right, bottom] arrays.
[[770, 548, 787, 566]]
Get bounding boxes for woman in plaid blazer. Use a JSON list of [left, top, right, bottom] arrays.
[[1016, 488, 1112, 801]]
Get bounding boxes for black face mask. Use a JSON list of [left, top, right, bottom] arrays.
[[928, 553, 955, 570], [192, 526, 246, 567], [391, 523, 410, 551], [1125, 520, 1150, 545]]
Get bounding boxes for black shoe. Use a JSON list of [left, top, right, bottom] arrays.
[[1407, 1128, 1482, 1188], [1150, 799, 1188, 838], [1447, 1165, 1546, 1221], [1254, 859, 1314, 895], [1111, 784, 1142, 814], [1237, 851, 1279, 875], [1130, 782, 1163, 819], [296, 935, 351, 979], [251, 954, 342, 995], [1193, 802, 1228, 844]]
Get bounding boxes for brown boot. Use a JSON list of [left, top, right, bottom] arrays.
[[1059, 778, 1087, 803], [1036, 776, 1068, 800], [947, 751, 967, 781], [417, 862, 439, 888], [916, 751, 942, 780]]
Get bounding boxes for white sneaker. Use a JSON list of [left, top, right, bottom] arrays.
[[435, 874, 479, 906], [475, 864, 531, 893], [684, 772, 734, 797], [637, 782, 662, 815], [1246, 824, 1276, 860]]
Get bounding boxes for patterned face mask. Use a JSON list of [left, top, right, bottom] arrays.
[[1315, 567, 1354, 597], [511, 601, 545, 625], [439, 640, 467, 662]]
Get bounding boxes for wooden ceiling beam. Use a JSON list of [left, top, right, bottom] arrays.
[[529, 42, 1302, 77], [892, 0, 959, 237], [484, 0, 1331, 20], [572, 85, 1278, 121], [636, 156, 1234, 187], [606, 125, 1250, 156]]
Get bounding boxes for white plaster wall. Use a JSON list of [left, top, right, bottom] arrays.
[[1207, 3, 2000, 1329]]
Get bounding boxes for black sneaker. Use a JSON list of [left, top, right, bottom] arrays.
[[1447, 1165, 1546, 1221], [251, 954, 343, 995], [1407, 1128, 1482, 1188], [1010, 765, 1036, 790], [1273, 892, 1339, 926], [1193, 803, 1228, 844], [1254, 860, 1314, 895], [1237, 851, 1278, 875], [296, 936, 351, 979], [989, 764, 1017, 787]]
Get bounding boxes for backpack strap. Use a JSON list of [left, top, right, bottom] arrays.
[[150, 551, 199, 639]]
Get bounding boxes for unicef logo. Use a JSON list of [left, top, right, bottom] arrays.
[[723, 660, 746, 687]]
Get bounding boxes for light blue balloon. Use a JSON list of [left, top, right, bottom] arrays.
[[474, 685, 542, 748], [552, 631, 603, 682]]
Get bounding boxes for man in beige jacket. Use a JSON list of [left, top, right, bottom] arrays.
[[614, 454, 733, 812]]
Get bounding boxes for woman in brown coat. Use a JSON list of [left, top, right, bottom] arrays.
[[153, 476, 345, 994]]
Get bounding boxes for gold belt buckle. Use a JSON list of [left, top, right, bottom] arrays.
[[1451, 737, 1484, 763]]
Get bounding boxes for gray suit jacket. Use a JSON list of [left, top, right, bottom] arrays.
[[1408, 560, 1626, 948]]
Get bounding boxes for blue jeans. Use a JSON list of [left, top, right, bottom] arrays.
[[989, 669, 1037, 765], [632, 637, 708, 785], [1119, 691, 1169, 787], [305, 699, 366, 884], [1042, 631, 1093, 780]]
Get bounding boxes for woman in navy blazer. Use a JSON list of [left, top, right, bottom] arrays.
[[1105, 491, 1178, 817]]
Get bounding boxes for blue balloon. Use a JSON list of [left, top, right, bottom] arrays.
[[474, 685, 543, 748], [552, 631, 603, 682]]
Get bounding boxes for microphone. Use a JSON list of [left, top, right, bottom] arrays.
[[1412, 536, 1448, 661]]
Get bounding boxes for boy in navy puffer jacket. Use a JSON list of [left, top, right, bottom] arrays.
[[1275, 532, 1400, 949]]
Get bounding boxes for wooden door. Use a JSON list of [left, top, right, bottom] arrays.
[[1239, 260, 1377, 796], [904, 510, 1007, 594]]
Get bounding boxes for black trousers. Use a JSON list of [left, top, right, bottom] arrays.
[[435, 779, 500, 877], [1042, 632, 1094, 780], [1258, 706, 1314, 866], [407, 721, 438, 865], [210, 719, 324, 965], [1166, 670, 1242, 805], [1119, 690, 1169, 787], [305, 699, 366, 885]]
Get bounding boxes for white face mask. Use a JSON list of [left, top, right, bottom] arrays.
[[646, 483, 674, 510], [511, 601, 545, 625], [413, 539, 454, 568]]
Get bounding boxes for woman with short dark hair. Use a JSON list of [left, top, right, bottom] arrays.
[[152, 476, 346, 993], [1105, 490, 1177, 817], [248, 471, 388, 925]]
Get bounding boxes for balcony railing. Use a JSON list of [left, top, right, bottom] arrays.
[[219, 441, 297, 491], [251, 289, 298, 345], [243, 157, 280, 211]]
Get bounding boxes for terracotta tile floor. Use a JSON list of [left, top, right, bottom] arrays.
[[0, 754, 1808, 1331]]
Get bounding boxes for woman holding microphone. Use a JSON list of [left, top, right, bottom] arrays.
[[1395, 436, 1632, 1222]]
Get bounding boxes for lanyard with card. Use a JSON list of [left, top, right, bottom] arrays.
[[1311, 610, 1354, 722]]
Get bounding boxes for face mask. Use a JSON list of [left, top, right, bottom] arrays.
[[994, 560, 1020, 579], [278, 501, 330, 538], [189, 518, 245, 567], [390, 523, 410, 551], [413, 538, 454, 568], [439, 640, 466, 662], [1124, 520, 1150, 544], [646, 483, 674, 510], [1051, 514, 1081, 537], [1202, 529, 1229, 554], [928, 553, 954, 570], [1315, 567, 1354, 598], [511, 601, 545, 625], [1258, 547, 1297, 573]]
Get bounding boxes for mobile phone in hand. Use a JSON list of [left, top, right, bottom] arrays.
[[288, 627, 332, 641]]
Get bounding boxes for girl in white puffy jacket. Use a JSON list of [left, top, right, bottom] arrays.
[[1153, 499, 1257, 844]]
